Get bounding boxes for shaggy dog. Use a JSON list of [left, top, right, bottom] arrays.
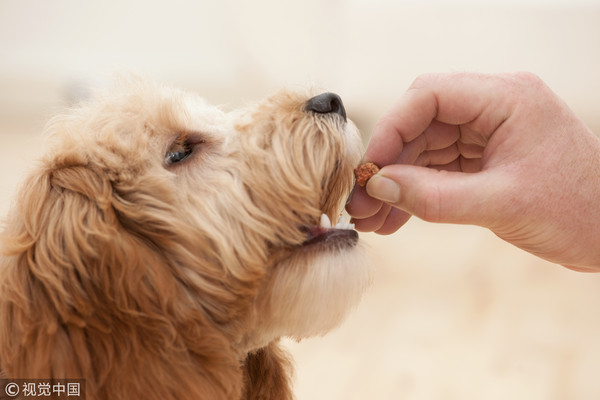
[[0, 79, 371, 399]]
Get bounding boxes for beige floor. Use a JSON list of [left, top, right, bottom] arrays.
[[2, 124, 600, 400], [287, 227, 600, 400]]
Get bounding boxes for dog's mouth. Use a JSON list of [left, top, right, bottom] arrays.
[[301, 213, 358, 249]]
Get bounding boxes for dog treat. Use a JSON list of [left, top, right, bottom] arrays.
[[353, 162, 380, 186]]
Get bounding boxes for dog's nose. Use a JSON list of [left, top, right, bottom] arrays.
[[304, 92, 347, 121]]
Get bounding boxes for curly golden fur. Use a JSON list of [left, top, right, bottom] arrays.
[[0, 79, 370, 399]]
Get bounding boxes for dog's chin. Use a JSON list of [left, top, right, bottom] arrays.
[[274, 244, 370, 338], [241, 231, 371, 352]]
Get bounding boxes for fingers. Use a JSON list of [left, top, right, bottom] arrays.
[[346, 186, 412, 234], [365, 165, 504, 226], [364, 88, 435, 167], [457, 141, 484, 159], [349, 72, 518, 233], [351, 203, 391, 232], [350, 203, 411, 234], [394, 120, 461, 165], [345, 185, 382, 219], [415, 144, 460, 167], [365, 72, 513, 168], [422, 120, 461, 151], [374, 208, 411, 235]]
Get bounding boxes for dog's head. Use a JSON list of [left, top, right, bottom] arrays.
[[0, 79, 370, 398]]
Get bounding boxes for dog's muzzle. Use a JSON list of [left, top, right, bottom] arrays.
[[299, 92, 356, 250]]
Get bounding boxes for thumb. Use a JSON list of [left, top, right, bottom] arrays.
[[365, 165, 502, 225]]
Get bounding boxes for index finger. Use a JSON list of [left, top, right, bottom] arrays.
[[364, 72, 509, 167]]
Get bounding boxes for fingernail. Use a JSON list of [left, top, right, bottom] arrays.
[[367, 175, 400, 203]]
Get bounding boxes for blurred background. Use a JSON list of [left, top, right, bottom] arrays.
[[1, 0, 600, 398]]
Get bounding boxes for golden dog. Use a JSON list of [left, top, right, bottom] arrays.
[[0, 79, 371, 399]]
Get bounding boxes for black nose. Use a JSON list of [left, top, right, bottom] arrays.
[[304, 92, 347, 121]]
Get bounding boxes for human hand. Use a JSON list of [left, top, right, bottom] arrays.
[[346, 72, 600, 271]]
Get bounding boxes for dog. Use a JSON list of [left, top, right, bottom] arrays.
[[0, 78, 371, 399]]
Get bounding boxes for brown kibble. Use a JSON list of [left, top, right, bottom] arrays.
[[354, 162, 380, 187]]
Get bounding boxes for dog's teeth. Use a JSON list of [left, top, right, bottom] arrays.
[[320, 213, 332, 228], [334, 215, 355, 230], [339, 223, 356, 230], [319, 213, 355, 230]]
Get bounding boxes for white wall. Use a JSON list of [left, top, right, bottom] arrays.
[[1, 1, 599, 130]]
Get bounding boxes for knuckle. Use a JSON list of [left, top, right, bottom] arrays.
[[507, 71, 547, 93], [373, 116, 390, 134], [409, 73, 440, 90], [512, 71, 543, 86], [507, 71, 555, 111]]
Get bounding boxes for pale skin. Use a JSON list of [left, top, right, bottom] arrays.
[[346, 72, 600, 272]]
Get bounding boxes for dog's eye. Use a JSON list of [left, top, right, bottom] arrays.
[[165, 133, 206, 167], [165, 142, 193, 165]]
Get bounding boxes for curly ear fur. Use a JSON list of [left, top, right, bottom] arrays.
[[242, 341, 293, 400], [0, 161, 243, 399]]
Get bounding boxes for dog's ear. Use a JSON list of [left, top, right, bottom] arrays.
[[0, 163, 241, 398], [242, 341, 294, 400]]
